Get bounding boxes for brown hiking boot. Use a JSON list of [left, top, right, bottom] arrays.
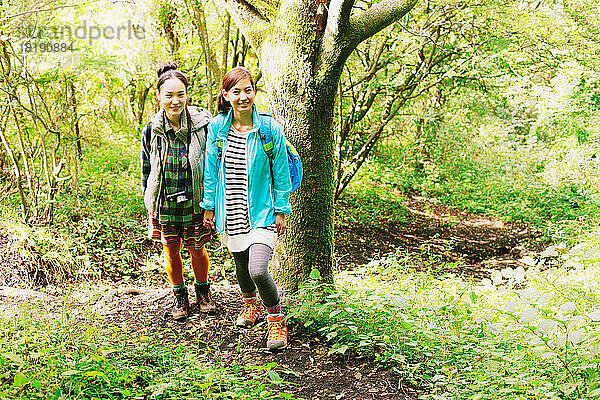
[[266, 314, 287, 350], [195, 283, 216, 315], [172, 286, 189, 321]]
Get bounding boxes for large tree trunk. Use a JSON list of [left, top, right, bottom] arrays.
[[219, 0, 418, 290], [264, 60, 339, 288], [256, 7, 346, 288]]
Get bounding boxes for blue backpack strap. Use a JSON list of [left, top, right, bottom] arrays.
[[144, 121, 168, 197], [257, 111, 302, 192], [143, 122, 155, 150], [214, 114, 225, 161], [258, 112, 276, 189], [258, 112, 274, 160], [216, 138, 223, 160]]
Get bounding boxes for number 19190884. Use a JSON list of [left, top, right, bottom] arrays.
[[20, 42, 75, 53]]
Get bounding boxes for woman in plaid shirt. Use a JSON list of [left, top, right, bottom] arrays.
[[141, 62, 214, 321]]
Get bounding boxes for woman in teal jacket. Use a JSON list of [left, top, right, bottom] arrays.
[[201, 67, 291, 350]]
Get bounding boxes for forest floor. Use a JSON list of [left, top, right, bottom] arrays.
[[335, 195, 542, 278], [0, 196, 543, 400]]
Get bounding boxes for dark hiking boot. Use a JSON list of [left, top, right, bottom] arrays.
[[195, 283, 216, 315], [172, 286, 189, 321]]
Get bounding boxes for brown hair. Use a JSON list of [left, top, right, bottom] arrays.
[[157, 62, 189, 91], [217, 67, 256, 114]]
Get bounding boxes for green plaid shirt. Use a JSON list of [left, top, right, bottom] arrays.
[[157, 113, 197, 225]]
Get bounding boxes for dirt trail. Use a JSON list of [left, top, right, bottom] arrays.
[[335, 196, 542, 278], [1, 196, 542, 399], [1, 284, 417, 400]]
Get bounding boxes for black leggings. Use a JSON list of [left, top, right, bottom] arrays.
[[232, 244, 279, 308]]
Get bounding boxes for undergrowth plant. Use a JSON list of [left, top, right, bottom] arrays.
[[0, 135, 158, 286], [290, 243, 600, 399], [0, 217, 84, 287], [370, 134, 600, 246], [0, 300, 296, 399], [335, 167, 408, 228]]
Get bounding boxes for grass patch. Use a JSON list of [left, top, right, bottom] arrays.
[[0, 135, 156, 286], [367, 136, 600, 245], [55, 137, 144, 224]]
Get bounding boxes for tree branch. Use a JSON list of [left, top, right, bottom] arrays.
[[336, 95, 403, 199], [327, 0, 356, 36], [350, 0, 418, 46], [342, 36, 389, 88], [1, 3, 80, 23], [220, 0, 273, 48]]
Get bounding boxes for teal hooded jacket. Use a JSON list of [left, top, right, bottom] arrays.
[[200, 106, 292, 234]]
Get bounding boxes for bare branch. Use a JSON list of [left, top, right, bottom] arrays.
[[186, 0, 221, 110], [354, 89, 378, 122], [1, 3, 81, 23], [342, 36, 389, 89], [222, 12, 231, 74], [0, 111, 28, 217], [349, 0, 418, 46], [336, 96, 403, 199]]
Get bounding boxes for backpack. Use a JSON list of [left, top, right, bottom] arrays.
[[258, 112, 303, 192], [216, 112, 303, 192]]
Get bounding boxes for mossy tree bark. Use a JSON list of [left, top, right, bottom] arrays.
[[216, 0, 418, 290]]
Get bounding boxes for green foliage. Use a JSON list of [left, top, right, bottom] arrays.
[[0, 301, 297, 399], [368, 134, 600, 244], [0, 217, 82, 286], [362, 57, 600, 244], [55, 137, 146, 279], [336, 167, 408, 228], [290, 243, 600, 399], [0, 132, 148, 285], [435, 164, 599, 227], [67, 139, 143, 219]]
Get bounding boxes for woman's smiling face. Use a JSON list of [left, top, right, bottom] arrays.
[[223, 78, 255, 114], [158, 77, 187, 122]]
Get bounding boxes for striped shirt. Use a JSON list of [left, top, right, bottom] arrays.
[[224, 127, 277, 247], [225, 127, 250, 235]]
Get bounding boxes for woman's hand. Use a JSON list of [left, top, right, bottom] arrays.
[[275, 213, 286, 235], [203, 210, 216, 231]]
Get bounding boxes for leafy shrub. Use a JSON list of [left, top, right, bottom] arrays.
[[290, 243, 600, 399]]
